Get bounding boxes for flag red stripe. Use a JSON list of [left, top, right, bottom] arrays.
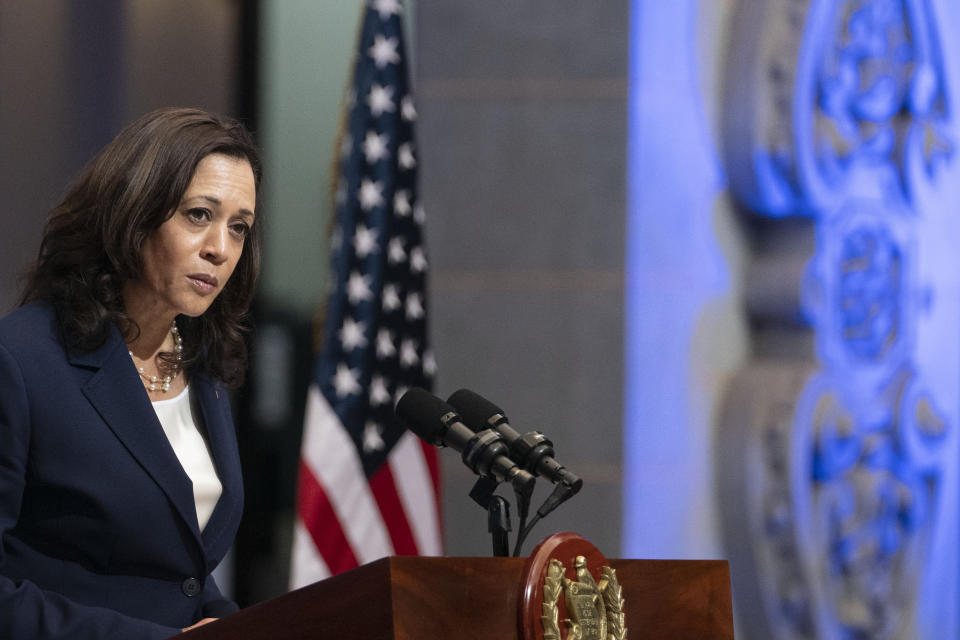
[[419, 439, 441, 496], [368, 463, 419, 555], [419, 439, 444, 544], [297, 461, 359, 574]]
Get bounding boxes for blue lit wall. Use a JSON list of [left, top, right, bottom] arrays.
[[623, 0, 736, 559], [626, 0, 960, 637]]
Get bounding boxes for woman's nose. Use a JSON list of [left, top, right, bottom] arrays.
[[201, 225, 229, 264]]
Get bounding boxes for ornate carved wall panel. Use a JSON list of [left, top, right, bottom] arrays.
[[720, 0, 959, 637]]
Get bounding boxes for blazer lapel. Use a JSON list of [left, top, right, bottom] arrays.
[[70, 328, 204, 549], [192, 374, 243, 568]]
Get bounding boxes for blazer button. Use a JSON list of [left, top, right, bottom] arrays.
[[182, 577, 202, 597]]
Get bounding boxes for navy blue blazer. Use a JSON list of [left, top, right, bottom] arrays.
[[0, 303, 244, 639]]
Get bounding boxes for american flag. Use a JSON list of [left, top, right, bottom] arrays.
[[289, 0, 441, 587]]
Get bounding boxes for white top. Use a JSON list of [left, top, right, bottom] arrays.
[[151, 386, 223, 531]]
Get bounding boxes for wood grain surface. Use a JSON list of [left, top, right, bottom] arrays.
[[182, 555, 733, 639]]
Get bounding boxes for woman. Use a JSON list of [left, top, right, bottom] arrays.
[[0, 107, 261, 638]]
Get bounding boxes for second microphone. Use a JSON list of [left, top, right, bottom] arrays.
[[447, 388, 583, 494], [395, 388, 535, 494]]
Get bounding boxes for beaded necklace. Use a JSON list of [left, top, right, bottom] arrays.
[[129, 321, 183, 393]]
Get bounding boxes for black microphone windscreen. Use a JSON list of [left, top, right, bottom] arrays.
[[396, 387, 454, 445], [447, 388, 505, 431]]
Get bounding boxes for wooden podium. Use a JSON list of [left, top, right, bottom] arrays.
[[182, 548, 733, 639]]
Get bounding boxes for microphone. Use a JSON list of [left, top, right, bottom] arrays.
[[447, 388, 583, 494], [396, 388, 535, 494]]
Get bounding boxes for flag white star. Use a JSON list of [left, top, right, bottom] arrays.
[[393, 190, 411, 217], [409, 246, 427, 273], [398, 142, 416, 169], [370, 374, 392, 404], [339, 317, 368, 351], [368, 34, 400, 69], [353, 224, 379, 258], [401, 95, 417, 122], [387, 237, 406, 264], [405, 292, 424, 320], [332, 363, 362, 397], [382, 284, 402, 311], [400, 339, 420, 367], [362, 130, 389, 164], [376, 328, 396, 358], [362, 421, 386, 453], [368, 84, 395, 117], [358, 178, 384, 210], [372, 0, 401, 20], [347, 272, 373, 304], [423, 350, 437, 376]]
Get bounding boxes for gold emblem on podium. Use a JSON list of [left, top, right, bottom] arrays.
[[519, 532, 627, 640], [542, 557, 626, 640]]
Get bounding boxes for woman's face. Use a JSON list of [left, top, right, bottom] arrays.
[[127, 153, 256, 321]]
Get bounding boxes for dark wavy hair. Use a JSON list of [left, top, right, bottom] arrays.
[[21, 107, 263, 388]]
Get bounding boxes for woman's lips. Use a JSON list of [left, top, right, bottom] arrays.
[[187, 274, 219, 294]]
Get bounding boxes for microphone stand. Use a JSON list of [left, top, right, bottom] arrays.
[[468, 477, 511, 557], [468, 473, 535, 557]]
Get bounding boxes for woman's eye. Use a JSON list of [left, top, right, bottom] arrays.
[[186, 207, 211, 222], [231, 222, 251, 238]]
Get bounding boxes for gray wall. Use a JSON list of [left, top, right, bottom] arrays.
[[0, 2, 77, 311], [416, 1, 628, 556]]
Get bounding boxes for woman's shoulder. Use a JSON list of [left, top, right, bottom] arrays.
[[0, 302, 61, 354], [0, 301, 57, 332]]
